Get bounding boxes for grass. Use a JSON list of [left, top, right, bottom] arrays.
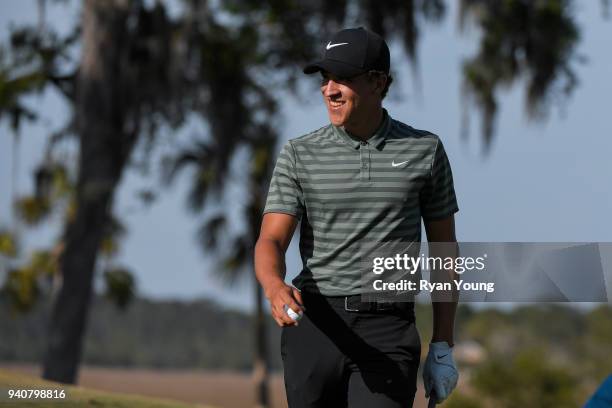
[[0, 368, 214, 407]]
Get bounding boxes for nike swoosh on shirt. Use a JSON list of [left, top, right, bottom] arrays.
[[392, 160, 409, 167], [326, 41, 349, 50]]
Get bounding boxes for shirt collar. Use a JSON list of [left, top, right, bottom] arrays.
[[332, 109, 392, 150]]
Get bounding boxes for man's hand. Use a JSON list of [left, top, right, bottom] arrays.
[[423, 341, 458, 404], [265, 282, 305, 327]]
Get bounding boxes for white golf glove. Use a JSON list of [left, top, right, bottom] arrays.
[[423, 341, 458, 404]]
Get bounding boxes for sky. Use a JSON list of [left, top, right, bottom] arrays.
[[1, 1, 611, 311]]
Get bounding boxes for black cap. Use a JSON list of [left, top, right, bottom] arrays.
[[303, 27, 390, 77]]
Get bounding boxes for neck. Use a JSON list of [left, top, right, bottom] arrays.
[[344, 106, 384, 141]]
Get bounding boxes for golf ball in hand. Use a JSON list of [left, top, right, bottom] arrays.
[[284, 304, 303, 321]]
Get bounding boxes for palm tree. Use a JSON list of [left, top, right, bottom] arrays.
[[163, 20, 281, 402]]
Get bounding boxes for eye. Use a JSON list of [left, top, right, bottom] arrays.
[[320, 74, 352, 87]]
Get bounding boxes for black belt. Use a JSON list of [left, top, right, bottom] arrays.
[[303, 292, 414, 313], [343, 295, 396, 312]]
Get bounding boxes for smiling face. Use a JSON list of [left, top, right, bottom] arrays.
[[320, 71, 384, 132]]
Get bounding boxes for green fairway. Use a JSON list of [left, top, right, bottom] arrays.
[[0, 369, 213, 408]]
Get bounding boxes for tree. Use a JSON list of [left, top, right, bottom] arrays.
[[42, 0, 176, 382], [459, 0, 581, 150], [1, 0, 208, 382], [471, 349, 579, 407]]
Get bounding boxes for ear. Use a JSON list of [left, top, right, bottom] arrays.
[[373, 75, 387, 96]]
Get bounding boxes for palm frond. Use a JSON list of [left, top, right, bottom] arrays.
[[197, 214, 227, 251], [214, 236, 249, 285]]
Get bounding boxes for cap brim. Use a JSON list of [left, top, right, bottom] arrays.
[[303, 59, 366, 77]]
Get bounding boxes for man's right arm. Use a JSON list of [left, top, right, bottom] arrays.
[[255, 212, 304, 327]]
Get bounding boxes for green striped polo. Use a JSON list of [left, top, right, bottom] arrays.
[[264, 109, 459, 296]]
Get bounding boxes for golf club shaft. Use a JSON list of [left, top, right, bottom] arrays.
[[428, 391, 436, 408]]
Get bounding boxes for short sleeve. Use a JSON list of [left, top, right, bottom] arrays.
[[420, 138, 459, 221], [263, 141, 304, 219]]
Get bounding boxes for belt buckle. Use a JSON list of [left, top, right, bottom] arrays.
[[344, 296, 361, 312]]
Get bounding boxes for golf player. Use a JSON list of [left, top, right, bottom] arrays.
[[255, 27, 459, 407]]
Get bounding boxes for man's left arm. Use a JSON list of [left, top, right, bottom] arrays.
[[423, 214, 459, 404], [424, 215, 458, 346], [420, 137, 460, 404]]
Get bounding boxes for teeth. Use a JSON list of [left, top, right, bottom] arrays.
[[330, 100, 344, 108]]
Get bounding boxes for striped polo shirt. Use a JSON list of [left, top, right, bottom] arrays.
[[264, 109, 459, 296]]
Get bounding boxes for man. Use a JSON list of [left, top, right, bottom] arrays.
[[255, 27, 459, 407]]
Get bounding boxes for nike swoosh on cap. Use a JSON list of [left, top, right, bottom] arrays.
[[326, 41, 349, 50]]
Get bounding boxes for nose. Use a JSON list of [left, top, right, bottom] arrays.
[[323, 79, 341, 97]]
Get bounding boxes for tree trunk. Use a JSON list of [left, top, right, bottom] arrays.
[[42, 0, 135, 383], [250, 170, 270, 407], [253, 273, 270, 408]]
